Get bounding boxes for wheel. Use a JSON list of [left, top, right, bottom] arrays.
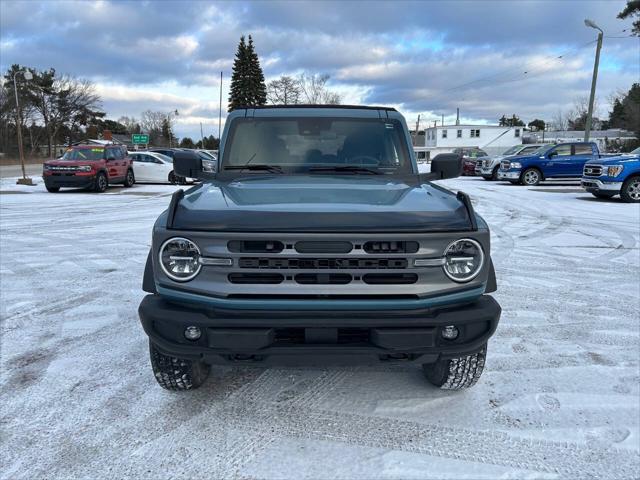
[[94, 172, 108, 192], [45, 185, 60, 193], [490, 166, 499, 181], [422, 344, 487, 390], [149, 341, 209, 391], [620, 175, 640, 203], [521, 168, 541, 186], [123, 169, 135, 187], [591, 192, 615, 199], [168, 171, 179, 185]]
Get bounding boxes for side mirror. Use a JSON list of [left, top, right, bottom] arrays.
[[427, 153, 463, 180], [548, 150, 558, 158], [174, 150, 204, 178]]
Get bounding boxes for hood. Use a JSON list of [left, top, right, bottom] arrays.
[[45, 159, 99, 166], [171, 175, 473, 233], [586, 154, 640, 166]]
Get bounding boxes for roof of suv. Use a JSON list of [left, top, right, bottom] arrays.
[[239, 104, 398, 111]]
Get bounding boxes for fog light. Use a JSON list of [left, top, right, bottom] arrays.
[[441, 325, 459, 340], [184, 326, 201, 341]]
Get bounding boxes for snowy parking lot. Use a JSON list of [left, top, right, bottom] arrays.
[[1, 174, 639, 479]]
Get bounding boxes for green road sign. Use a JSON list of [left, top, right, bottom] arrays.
[[132, 134, 149, 144]]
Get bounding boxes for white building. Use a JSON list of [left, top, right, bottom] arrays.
[[424, 125, 525, 157]]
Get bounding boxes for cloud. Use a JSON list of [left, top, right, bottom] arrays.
[[0, 0, 636, 140]]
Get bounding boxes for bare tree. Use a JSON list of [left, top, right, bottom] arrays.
[[267, 76, 301, 105], [140, 110, 166, 134], [117, 115, 141, 133], [297, 73, 341, 104], [551, 109, 568, 131]]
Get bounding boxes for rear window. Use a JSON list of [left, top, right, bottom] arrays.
[[62, 148, 105, 161], [222, 117, 413, 174]]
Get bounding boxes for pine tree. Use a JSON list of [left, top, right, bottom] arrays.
[[246, 35, 267, 106], [228, 36, 248, 112], [228, 35, 267, 112]]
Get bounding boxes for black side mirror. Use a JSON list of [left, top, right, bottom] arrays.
[[427, 153, 463, 180], [174, 150, 204, 178]]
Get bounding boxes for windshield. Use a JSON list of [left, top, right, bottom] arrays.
[[62, 148, 105, 161], [222, 117, 413, 174], [502, 145, 522, 155]]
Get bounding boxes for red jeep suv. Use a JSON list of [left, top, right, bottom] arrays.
[[43, 144, 135, 193]]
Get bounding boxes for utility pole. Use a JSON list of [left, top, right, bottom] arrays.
[[441, 113, 444, 126], [13, 69, 34, 186], [218, 71, 223, 142], [584, 19, 603, 142], [200, 122, 204, 148], [413, 114, 421, 145]]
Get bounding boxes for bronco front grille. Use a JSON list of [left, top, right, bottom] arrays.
[[583, 165, 602, 177], [238, 257, 408, 270]]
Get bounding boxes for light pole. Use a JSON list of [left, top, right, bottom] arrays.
[[13, 68, 34, 185], [167, 109, 179, 148], [584, 19, 603, 142]]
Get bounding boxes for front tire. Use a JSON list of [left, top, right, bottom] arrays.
[[45, 185, 60, 193], [123, 169, 135, 187], [149, 341, 210, 391], [521, 168, 541, 186], [423, 345, 487, 390], [94, 172, 108, 193], [591, 192, 615, 199], [620, 175, 640, 203], [168, 171, 179, 185]]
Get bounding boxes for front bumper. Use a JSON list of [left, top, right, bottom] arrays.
[[581, 178, 623, 193], [43, 173, 96, 189], [479, 167, 494, 176], [138, 294, 501, 365], [497, 170, 521, 180]]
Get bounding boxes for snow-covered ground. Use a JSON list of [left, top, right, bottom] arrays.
[[1, 174, 639, 479]]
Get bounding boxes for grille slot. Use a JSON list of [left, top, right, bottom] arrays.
[[273, 328, 369, 345], [362, 273, 418, 285], [238, 257, 408, 269], [295, 273, 352, 285], [228, 240, 284, 253], [228, 273, 284, 284], [363, 241, 418, 254], [295, 241, 352, 253]]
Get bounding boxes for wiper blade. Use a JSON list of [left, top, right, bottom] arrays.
[[224, 164, 283, 173], [308, 165, 382, 175]]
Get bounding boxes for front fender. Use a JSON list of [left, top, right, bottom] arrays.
[[142, 249, 157, 293]]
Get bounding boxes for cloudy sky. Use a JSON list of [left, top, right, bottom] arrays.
[[1, 0, 637, 140]]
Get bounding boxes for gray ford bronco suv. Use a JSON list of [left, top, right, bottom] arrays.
[[138, 105, 501, 391]]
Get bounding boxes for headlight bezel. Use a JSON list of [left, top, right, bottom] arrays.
[[606, 165, 624, 177], [442, 238, 485, 283], [159, 237, 202, 282]]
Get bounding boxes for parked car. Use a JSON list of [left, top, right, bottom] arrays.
[[452, 148, 487, 176], [149, 148, 216, 174], [581, 147, 640, 203], [138, 105, 501, 392], [477, 144, 549, 180], [43, 144, 135, 193], [129, 151, 185, 184], [497, 142, 603, 186]]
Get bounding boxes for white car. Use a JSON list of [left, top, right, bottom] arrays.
[[129, 151, 185, 184]]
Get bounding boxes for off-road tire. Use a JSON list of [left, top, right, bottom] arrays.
[[422, 344, 487, 390], [591, 192, 615, 199], [123, 169, 135, 187], [94, 172, 108, 193], [45, 185, 60, 193], [521, 168, 541, 186], [620, 175, 640, 203], [149, 341, 210, 391]]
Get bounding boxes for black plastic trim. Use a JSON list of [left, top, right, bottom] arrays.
[[166, 189, 184, 229]]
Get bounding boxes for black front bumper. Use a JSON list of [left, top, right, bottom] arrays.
[[44, 174, 96, 189], [138, 294, 501, 365]]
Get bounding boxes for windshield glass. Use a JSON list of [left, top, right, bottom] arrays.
[[502, 146, 522, 155], [62, 147, 105, 161], [222, 117, 413, 174]]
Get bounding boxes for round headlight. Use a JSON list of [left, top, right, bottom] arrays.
[[443, 238, 484, 282], [159, 237, 201, 282]]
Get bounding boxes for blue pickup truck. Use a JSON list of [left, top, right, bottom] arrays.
[[581, 147, 640, 203], [498, 142, 603, 186]]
